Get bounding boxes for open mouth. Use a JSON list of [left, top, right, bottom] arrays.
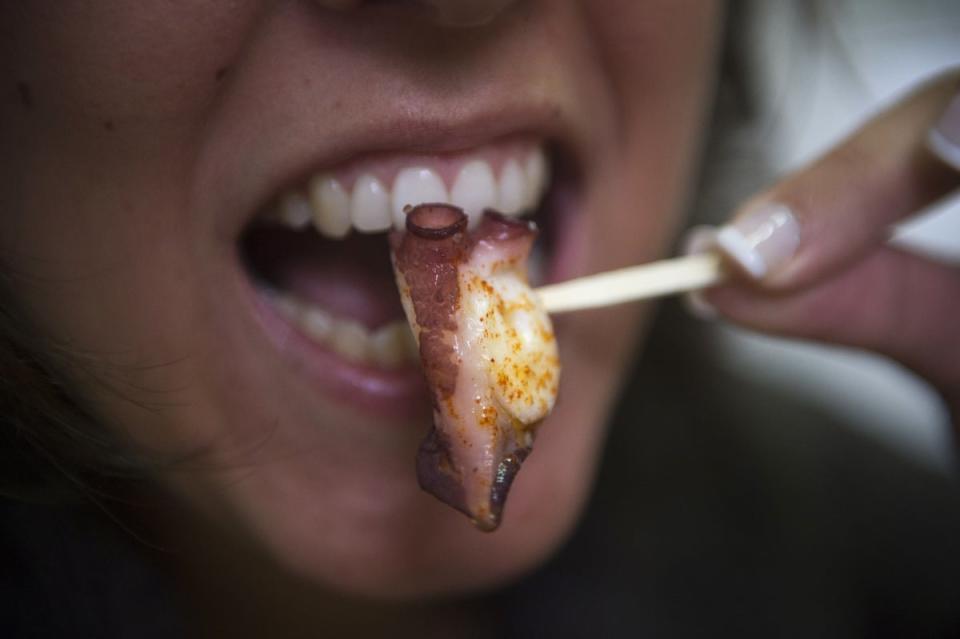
[[238, 136, 572, 414]]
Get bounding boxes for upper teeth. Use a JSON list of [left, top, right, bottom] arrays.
[[273, 148, 549, 237]]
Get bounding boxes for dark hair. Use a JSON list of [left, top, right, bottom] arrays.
[[0, 268, 150, 501]]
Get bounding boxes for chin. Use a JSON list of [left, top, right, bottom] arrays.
[[161, 306, 636, 600], [253, 465, 586, 600]]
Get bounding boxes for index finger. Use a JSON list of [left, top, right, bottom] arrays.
[[716, 70, 960, 289]]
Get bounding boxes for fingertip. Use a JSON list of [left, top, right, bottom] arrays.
[[680, 202, 802, 287], [716, 203, 801, 281]]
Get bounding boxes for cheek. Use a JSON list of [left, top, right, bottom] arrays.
[[574, 0, 724, 321], [0, 2, 268, 452], [590, 0, 722, 234], [0, 110, 214, 455], [0, 2, 261, 119], [545, 0, 722, 447], [0, 1, 266, 287]]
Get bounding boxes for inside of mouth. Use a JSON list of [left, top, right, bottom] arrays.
[[242, 227, 405, 330], [241, 205, 556, 320]]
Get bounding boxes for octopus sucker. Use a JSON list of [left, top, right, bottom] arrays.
[[390, 204, 559, 531]]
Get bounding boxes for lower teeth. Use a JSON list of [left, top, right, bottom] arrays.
[[270, 291, 418, 368]]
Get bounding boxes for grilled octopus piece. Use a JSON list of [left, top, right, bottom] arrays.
[[390, 204, 560, 531]]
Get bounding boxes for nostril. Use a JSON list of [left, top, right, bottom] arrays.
[[312, 0, 518, 28], [416, 0, 519, 27], [313, 0, 364, 9]]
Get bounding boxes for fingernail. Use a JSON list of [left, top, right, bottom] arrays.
[[928, 91, 960, 171], [714, 203, 800, 280], [680, 225, 719, 319]]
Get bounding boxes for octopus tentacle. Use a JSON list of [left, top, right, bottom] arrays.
[[391, 204, 559, 531]]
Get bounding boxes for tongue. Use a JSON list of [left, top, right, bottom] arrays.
[[244, 227, 405, 329]]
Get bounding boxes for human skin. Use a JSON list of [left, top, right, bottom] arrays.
[[695, 72, 960, 425], [0, 0, 721, 615]]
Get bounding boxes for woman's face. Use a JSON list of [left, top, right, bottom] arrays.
[[1, 1, 720, 597]]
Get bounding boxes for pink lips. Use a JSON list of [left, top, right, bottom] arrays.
[[249, 287, 431, 420], [236, 150, 579, 424], [226, 103, 582, 425]]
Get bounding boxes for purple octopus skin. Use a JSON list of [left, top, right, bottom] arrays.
[[390, 204, 559, 531]]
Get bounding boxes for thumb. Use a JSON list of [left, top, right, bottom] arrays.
[[687, 71, 960, 420]]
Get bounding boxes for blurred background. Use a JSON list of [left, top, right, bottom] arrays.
[[714, 0, 960, 470]]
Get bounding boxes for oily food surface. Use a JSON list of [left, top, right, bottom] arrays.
[[391, 205, 559, 531]]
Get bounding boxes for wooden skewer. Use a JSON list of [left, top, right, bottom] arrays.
[[535, 252, 726, 314]]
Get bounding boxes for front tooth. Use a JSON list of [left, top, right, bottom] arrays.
[[302, 307, 334, 341], [524, 148, 548, 209], [280, 191, 313, 229], [310, 175, 351, 238], [391, 167, 448, 230], [497, 159, 527, 215], [274, 294, 303, 321], [330, 319, 370, 362], [369, 321, 409, 368], [351, 174, 392, 232], [450, 160, 497, 229]]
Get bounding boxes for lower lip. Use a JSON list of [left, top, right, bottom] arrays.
[[247, 285, 431, 421]]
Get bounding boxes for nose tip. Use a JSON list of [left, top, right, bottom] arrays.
[[416, 0, 519, 27]]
